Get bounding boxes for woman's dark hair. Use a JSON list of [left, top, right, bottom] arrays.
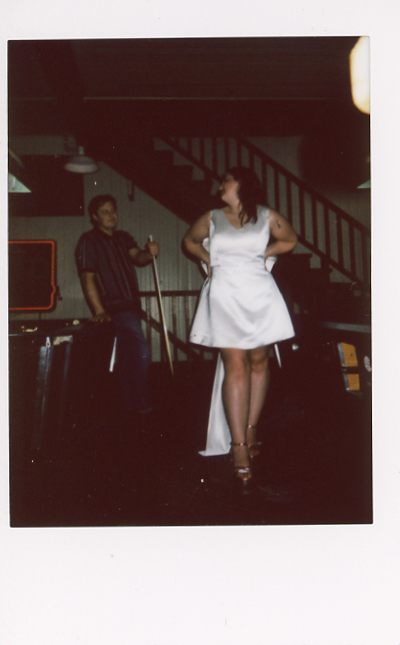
[[227, 166, 264, 225], [88, 194, 117, 222]]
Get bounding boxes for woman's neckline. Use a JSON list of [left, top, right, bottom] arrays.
[[220, 206, 258, 230]]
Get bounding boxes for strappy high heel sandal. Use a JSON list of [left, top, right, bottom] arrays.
[[230, 442, 252, 484], [246, 425, 261, 459]]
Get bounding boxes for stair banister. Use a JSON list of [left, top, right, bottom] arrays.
[[159, 135, 370, 294]]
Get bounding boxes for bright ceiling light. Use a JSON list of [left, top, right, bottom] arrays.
[[350, 36, 370, 114], [64, 146, 99, 173]]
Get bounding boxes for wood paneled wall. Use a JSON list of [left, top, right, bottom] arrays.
[[9, 161, 204, 319]]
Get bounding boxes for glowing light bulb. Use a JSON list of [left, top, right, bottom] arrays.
[[350, 36, 370, 114]]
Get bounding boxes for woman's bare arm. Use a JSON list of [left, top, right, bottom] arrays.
[[183, 212, 212, 276], [265, 209, 298, 260]]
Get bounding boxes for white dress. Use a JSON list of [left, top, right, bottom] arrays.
[[189, 206, 295, 456]]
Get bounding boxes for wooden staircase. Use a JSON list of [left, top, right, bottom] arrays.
[[91, 129, 370, 323], [160, 135, 370, 319], [89, 128, 221, 223]]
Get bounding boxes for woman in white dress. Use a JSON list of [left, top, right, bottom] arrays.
[[183, 167, 298, 486]]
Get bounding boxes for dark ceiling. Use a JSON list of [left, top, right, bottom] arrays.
[[8, 37, 364, 138], [8, 37, 370, 200]]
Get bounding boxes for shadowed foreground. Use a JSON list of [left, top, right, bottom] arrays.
[[9, 341, 372, 527]]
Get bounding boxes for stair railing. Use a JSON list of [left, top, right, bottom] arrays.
[[160, 135, 371, 295], [139, 289, 213, 363]]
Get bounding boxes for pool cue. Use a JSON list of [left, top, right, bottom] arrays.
[[109, 336, 117, 372], [274, 343, 282, 368], [149, 235, 174, 376]]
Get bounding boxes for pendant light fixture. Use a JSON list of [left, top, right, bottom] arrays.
[[64, 146, 99, 174]]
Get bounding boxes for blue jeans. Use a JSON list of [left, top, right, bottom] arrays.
[[110, 310, 151, 413]]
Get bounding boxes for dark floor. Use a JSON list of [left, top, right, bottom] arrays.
[[9, 340, 372, 527]]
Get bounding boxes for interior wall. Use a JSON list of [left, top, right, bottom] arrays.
[[9, 135, 316, 327], [9, 161, 205, 325]]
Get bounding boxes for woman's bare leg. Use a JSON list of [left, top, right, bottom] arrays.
[[220, 348, 251, 470], [247, 346, 270, 448]]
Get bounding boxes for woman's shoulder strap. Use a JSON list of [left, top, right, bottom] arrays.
[[209, 209, 220, 223], [257, 205, 270, 220]]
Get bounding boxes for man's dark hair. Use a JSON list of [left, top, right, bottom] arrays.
[[88, 194, 117, 223]]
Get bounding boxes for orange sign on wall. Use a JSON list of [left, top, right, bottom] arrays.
[[9, 240, 57, 312]]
